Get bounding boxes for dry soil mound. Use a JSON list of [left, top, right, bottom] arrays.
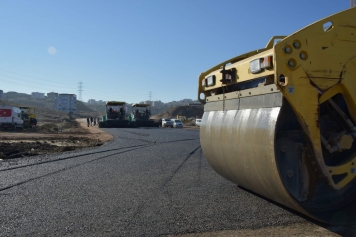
[[152, 105, 203, 119]]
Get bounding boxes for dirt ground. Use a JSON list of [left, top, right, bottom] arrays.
[[0, 119, 112, 159]]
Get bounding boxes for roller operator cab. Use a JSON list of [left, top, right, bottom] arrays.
[[198, 8, 356, 225]]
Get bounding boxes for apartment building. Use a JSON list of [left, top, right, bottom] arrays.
[[152, 100, 164, 107], [31, 92, 45, 99], [47, 92, 58, 99], [54, 94, 77, 113]]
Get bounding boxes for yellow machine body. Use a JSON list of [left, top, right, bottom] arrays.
[[198, 8, 356, 224], [20, 107, 37, 128]]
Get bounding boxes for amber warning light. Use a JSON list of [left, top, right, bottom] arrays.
[[250, 56, 273, 74]]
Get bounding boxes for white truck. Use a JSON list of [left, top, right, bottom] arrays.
[[0, 106, 24, 130]]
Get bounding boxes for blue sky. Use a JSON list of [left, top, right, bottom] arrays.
[[0, 1, 349, 103]]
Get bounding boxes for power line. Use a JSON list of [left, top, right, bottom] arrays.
[[0, 72, 186, 102], [0, 67, 158, 102], [84, 85, 148, 98], [0, 68, 189, 103], [77, 82, 83, 101], [0, 75, 77, 93], [0, 68, 77, 86]]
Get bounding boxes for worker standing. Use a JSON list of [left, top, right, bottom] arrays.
[[87, 118, 90, 127]]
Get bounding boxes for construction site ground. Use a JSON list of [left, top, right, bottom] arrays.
[[0, 97, 202, 160], [0, 119, 113, 160], [0, 118, 199, 160]]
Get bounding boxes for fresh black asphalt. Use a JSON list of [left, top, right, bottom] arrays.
[[0, 128, 319, 236]]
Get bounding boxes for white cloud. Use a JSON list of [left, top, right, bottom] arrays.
[[48, 46, 57, 55]]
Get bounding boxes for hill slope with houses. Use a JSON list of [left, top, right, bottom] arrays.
[[0, 92, 203, 120]]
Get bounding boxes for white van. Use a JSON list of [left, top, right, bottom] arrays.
[[0, 106, 24, 129], [195, 119, 202, 127]]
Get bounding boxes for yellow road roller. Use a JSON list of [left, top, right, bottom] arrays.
[[198, 8, 356, 225]]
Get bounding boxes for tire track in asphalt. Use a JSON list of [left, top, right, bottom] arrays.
[[0, 146, 149, 192], [159, 146, 201, 191], [112, 129, 198, 145], [0, 139, 200, 193], [119, 129, 152, 136], [127, 145, 201, 230], [0, 144, 149, 172], [0, 138, 199, 172]]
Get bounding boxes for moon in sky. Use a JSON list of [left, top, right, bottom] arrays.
[[48, 46, 57, 55]]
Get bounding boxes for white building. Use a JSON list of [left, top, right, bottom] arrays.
[[140, 101, 152, 106], [47, 92, 58, 99], [152, 100, 164, 107], [54, 94, 77, 113], [88, 99, 97, 104], [87, 99, 106, 105], [31, 92, 45, 99]]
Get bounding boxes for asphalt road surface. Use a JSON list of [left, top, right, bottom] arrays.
[[0, 128, 355, 236]]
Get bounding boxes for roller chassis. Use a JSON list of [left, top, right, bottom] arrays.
[[198, 8, 356, 225]]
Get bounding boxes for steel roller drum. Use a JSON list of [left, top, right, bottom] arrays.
[[200, 95, 356, 224]]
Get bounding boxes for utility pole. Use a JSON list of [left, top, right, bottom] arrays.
[[77, 82, 83, 101], [149, 91, 152, 101]]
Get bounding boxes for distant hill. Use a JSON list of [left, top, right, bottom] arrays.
[[1, 92, 97, 118], [85, 104, 107, 115], [1, 92, 203, 120], [0, 99, 71, 122], [2, 91, 31, 100], [76, 101, 94, 112], [152, 105, 203, 119]]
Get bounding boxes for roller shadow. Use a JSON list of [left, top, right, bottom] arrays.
[[237, 185, 356, 237]]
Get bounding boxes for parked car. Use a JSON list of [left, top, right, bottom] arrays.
[[195, 119, 202, 127], [0, 106, 24, 130], [161, 118, 173, 128], [171, 119, 183, 128]]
